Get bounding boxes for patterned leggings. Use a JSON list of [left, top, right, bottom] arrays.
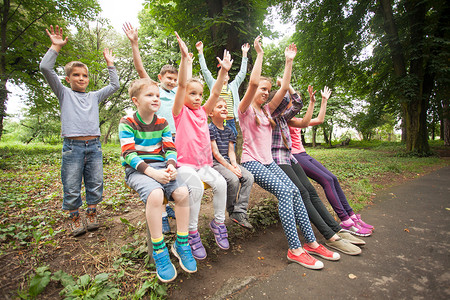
[[242, 160, 316, 249]]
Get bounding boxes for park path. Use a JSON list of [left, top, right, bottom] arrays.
[[232, 166, 450, 299]]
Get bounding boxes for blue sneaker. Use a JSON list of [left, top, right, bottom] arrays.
[[153, 248, 177, 282], [166, 205, 176, 219], [172, 242, 197, 273], [162, 216, 171, 234]]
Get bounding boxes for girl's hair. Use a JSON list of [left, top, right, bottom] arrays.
[[187, 78, 203, 88], [260, 76, 272, 85], [253, 105, 276, 129]]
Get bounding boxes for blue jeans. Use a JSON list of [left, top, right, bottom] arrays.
[[61, 137, 103, 210]]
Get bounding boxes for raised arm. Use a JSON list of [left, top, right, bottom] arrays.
[[172, 32, 189, 116], [187, 52, 194, 80], [230, 43, 250, 88], [40, 25, 68, 98], [203, 49, 233, 114], [196, 41, 215, 89], [96, 48, 120, 101], [287, 85, 317, 128], [239, 36, 263, 113], [267, 43, 297, 114], [123, 23, 150, 79], [309, 86, 331, 126]]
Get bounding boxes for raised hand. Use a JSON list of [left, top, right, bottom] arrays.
[[276, 77, 282, 87], [285, 43, 297, 61], [241, 43, 250, 54], [254, 36, 263, 54], [46, 25, 68, 49], [321, 86, 332, 101], [195, 41, 204, 53], [103, 48, 115, 66], [308, 85, 317, 103], [175, 32, 189, 58], [187, 52, 194, 64], [122, 22, 138, 43], [216, 49, 233, 72]]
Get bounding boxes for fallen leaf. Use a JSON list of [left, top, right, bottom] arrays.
[[404, 228, 410, 232], [349, 274, 357, 279], [302, 273, 306, 277], [446, 208, 450, 211]]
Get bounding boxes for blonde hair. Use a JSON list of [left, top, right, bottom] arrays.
[[128, 78, 159, 99], [64, 61, 88, 76], [160, 64, 178, 76], [187, 78, 203, 88]]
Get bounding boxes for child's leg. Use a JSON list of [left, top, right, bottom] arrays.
[[146, 189, 165, 239], [307, 154, 354, 217], [233, 165, 254, 214], [294, 152, 350, 221], [61, 139, 84, 211], [198, 166, 227, 224], [278, 163, 336, 240], [177, 166, 204, 232], [83, 138, 104, 209], [212, 163, 240, 215], [265, 162, 316, 245], [171, 186, 190, 232], [242, 161, 304, 250]]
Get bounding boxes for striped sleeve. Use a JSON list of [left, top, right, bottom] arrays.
[[119, 117, 148, 173]]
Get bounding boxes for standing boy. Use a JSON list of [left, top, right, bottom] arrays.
[[118, 76, 196, 282], [209, 99, 254, 229], [39, 25, 119, 236]]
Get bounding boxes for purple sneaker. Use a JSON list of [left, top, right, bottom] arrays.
[[209, 219, 229, 250], [340, 219, 372, 237], [354, 214, 374, 230], [188, 232, 207, 260]]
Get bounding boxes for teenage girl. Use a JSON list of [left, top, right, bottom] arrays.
[[288, 89, 374, 236], [238, 36, 323, 270], [172, 33, 232, 260], [269, 82, 365, 257]]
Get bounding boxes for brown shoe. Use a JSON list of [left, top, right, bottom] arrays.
[[326, 238, 362, 255], [68, 212, 86, 236], [337, 230, 366, 246], [86, 208, 100, 231]]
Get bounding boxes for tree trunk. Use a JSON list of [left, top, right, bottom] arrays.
[[323, 127, 329, 145], [103, 121, 115, 145], [444, 100, 450, 146], [378, 0, 430, 154], [312, 127, 317, 147], [300, 129, 306, 146], [0, 0, 10, 140]]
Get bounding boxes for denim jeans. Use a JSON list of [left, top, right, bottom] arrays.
[[61, 137, 103, 210]]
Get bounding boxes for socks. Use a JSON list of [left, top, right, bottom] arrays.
[[176, 232, 189, 246], [86, 207, 97, 215], [341, 218, 354, 226], [151, 236, 166, 254], [350, 213, 358, 222], [69, 211, 79, 218]]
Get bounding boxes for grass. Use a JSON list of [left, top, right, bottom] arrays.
[[0, 140, 448, 299]]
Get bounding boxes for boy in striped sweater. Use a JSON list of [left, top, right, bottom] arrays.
[[118, 76, 196, 282]]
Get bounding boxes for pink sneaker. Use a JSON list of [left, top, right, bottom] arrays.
[[354, 214, 374, 230], [340, 219, 372, 237]]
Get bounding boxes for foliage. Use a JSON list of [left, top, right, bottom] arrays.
[[0, 0, 102, 139], [278, 0, 450, 154]]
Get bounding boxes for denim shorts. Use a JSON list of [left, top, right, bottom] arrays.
[[125, 162, 186, 204], [61, 137, 103, 210]]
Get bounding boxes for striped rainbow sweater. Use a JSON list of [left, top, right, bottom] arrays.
[[119, 112, 176, 173]]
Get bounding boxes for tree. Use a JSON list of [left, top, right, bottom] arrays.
[[0, 0, 101, 140], [279, 0, 449, 155]]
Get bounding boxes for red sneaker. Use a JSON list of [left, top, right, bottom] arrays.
[[303, 244, 340, 261], [287, 249, 324, 269]]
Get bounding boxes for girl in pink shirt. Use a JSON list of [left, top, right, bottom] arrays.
[[238, 37, 324, 270], [172, 35, 233, 260]]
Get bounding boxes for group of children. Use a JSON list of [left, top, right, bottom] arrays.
[[40, 24, 374, 283]]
